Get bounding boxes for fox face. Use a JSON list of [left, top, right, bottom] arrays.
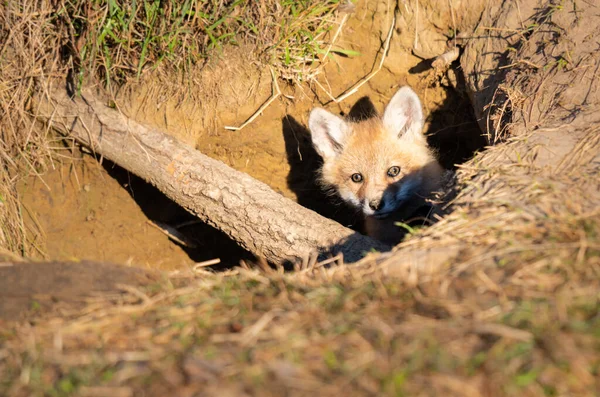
[[308, 86, 444, 222]]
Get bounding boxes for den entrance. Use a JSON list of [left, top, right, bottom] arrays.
[[18, 2, 486, 270]]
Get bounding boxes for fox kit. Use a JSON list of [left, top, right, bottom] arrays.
[[308, 86, 444, 244]]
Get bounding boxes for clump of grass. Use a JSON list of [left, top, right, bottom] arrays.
[[56, 0, 342, 88], [0, 1, 62, 256], [0, 0, 344, 256]]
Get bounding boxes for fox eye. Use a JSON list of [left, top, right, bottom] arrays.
[[350, 173, 363, 183], [387, 166, 401, 177]]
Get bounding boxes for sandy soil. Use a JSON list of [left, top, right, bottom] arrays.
[[18, 155, 252, 270]]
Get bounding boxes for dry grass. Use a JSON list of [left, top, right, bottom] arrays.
[[0, 0, 344, 257], [55, 0, 343, 85], [1, 126, 598, 396], [0, 243, 597, 395], [0, 2, 63, 255]]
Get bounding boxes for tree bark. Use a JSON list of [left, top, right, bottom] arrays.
[[34, 88, 388, 264]]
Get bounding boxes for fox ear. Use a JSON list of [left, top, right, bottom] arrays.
[[383, 86, 425, 143], [308, 108, 349, 158]]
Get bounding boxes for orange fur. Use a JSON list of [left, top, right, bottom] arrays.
[[309, 86, 444, 244]]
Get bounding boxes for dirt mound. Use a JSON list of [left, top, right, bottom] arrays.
[[0, 260, 157, 321], [462, 0, 600, 141]]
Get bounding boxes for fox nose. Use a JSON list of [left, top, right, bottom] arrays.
[[369, 199, 381, 211]]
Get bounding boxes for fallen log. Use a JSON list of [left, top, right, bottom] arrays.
[[34, 88, 388, 264]]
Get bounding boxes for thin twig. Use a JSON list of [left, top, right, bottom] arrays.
[[145, 220, 193, 248], [224, 67, 281, 131], [115, 284, 152, 305], [448, 0, 457, 48], [413, 0, 419, 50], [329, 14, 396, 103], [310, 253, 344, 270], [193, 258, 221, 270], [241, 310, 279, 347], [312, 78, 338, 102], [432, 47, 460, 70], [320, 14, 349, 63], [498, 59, 541, 70]]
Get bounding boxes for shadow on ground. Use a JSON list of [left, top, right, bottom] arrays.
[[101, 160, 255, 268]]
